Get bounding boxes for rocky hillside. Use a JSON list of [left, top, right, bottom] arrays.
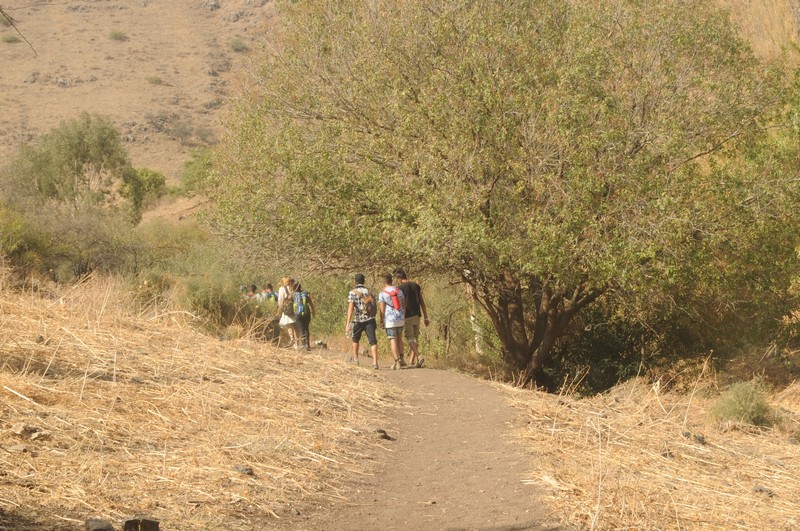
[[0, 0, 275, 182]]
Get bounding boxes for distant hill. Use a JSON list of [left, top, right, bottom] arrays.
[[0, 0, 275, 183]]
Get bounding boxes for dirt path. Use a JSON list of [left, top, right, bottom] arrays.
[[298, 366, 563, 531]]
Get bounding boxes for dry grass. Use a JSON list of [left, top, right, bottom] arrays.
[[0, 272, 401, 530], [507, 370, 800, 530]]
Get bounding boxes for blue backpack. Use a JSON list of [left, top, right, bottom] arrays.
[[293, 290, 310, 317]]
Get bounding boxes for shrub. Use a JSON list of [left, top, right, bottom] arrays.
[[109, 31, 128, 42], [0, 114, 143, 278], [145, 76, 165, 85], [180, 148, 214, 195], [121, 167, 167, 220], [710, 380, 780, 427], [2, 112, 135, 208], [2, 34, 20, 43], [228, 37, 248, 52]]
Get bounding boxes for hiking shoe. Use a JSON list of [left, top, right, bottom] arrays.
[[398, 357, 407, 368], [391, 362, 398, 370], [372, 363, 379, 370], [416, 357, 425, 368]]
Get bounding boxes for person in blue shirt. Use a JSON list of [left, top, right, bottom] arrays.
[[378, 273, 406, 370]]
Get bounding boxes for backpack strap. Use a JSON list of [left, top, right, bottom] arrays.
[[382, 287, 401, 310]]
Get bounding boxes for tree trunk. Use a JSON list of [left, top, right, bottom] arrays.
[[465, 284, 484, 356], [471, 272, 608, 387]]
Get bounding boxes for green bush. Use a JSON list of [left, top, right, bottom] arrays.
[[2, 34, 20, 43], [228, 37, 248, 52], [710, 380, 780, 427], [0, 113, 145, 278], [109, 31, 128, 42], [121, 167, 167, 220], [2, 112, 136, 208], [179, 148, 214, 195]]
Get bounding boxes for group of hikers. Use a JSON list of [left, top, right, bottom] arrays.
[[344, 269, 429, 370], [240, 279, 316, 350], [242, 269, 429, 370], [241, 283, 278, 304]]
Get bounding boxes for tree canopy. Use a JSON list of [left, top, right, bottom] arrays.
[[210, 0, 800, 381]]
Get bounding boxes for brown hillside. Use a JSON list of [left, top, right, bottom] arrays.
[[0, 0, 275, 183]]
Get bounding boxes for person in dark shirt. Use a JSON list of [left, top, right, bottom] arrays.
[[394, 268, 429, 368]]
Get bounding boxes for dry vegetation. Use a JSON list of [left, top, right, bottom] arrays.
[[0, 269, 401, 530], [508, 372, 800, 529]]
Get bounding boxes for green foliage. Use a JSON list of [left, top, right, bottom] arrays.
[[108, 31, 128, 42], [121, 167, 167, 220], [2, 112, 136, 210], [180, 148, 214, 195], [211, 0, 800, 382], [710, 380, 780, 427], [2, 34, 20, 43], [228, 37, 248, 53], [0, 114, 172, 278]]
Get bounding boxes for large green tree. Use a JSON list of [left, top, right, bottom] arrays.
[[210, 0, 799, 381]]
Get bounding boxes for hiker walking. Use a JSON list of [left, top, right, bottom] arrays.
[[277, 277, 299, 348], [257, 283, 277, 303], [292, 280, 316, 350], [345, 273, 379, 369], [379, 273, 406, 369], [394, 268, 429, 368]]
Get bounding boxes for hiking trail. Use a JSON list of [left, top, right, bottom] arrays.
[[291, 365, 563, 530]]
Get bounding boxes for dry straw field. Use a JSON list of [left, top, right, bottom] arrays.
[[0, 268, 399, 530], [508, 372, 800, 529], [3, 267, 800, 530]]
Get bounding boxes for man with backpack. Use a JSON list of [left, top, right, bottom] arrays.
[[379, 273, 407, 370], [345, 274, 379, 369], [394, 268, 429, 368], [292, 281, 316, 350]]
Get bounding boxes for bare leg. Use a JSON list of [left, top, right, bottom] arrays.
[[370, 344, 378, 368], [407, 341, 420, 366], [390, 337, 406, 368], [352, 341, 360, 364]]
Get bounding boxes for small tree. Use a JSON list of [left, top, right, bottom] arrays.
[[210, 0, 799, 382], [3, 112, 138, 214], [0, 113, 149, 277]]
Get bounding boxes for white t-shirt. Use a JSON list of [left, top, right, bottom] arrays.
[[379, 286, 405, 328]]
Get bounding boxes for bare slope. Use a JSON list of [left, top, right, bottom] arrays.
[[0, 0, 274, 182]]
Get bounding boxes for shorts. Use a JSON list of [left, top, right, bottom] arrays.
[[352, 319, 377, 346], [385, 325, 404, 339], [404, 315, 421, 345]]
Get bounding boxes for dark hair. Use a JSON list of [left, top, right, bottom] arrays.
[[394, 268, 407, 280], [266, 283, 273, 290], [354, 273, 365, 285], [249, 284, 257, 293], [383, 273, 393, 285]]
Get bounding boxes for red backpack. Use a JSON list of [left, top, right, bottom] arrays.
[[382, 286, 402, 310]]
